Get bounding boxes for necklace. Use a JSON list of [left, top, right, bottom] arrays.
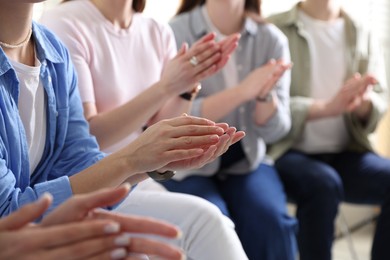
[[0, 28, 32, 49]]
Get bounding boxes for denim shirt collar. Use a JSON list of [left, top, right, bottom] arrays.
[[0, 22, 64, 76], [189, 6, 258, 38]]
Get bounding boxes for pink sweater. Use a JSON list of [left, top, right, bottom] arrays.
[[41, 0, 177, 152]]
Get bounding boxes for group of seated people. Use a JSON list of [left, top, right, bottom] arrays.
[[0, 0, 389, 259]]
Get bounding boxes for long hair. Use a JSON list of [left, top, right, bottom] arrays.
[[176, 0, 261, 17], [62, 0, 146, 12]]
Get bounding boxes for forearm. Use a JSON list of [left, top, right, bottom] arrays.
[[254, 98, 277, 125], [69, 152, 136, 194], [88, 82, 173, 150], [149, 96, 192, 125], [307, 99, 334, 120], [201, 87, 247, 121]]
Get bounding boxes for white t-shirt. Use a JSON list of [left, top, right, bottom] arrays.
[[11, 57, 46, 174], [293, 10, 350, 153]]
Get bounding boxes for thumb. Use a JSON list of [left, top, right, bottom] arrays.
[[0, 193, 52, 230], [178, 42, 188, 56]]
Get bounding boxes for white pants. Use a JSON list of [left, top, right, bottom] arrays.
[[115, 188, 248, 260]]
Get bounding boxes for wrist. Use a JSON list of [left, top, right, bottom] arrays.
[[256, 92, 273, 102], [147, 170, 176, 182], [179, 84, 202, 101]]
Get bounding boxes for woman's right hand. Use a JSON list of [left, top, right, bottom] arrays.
[[237, 59, 291, 101], [160, 32, 240, 95], [118, 114, 228, 174]]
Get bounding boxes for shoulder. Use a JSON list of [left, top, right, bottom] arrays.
[[40, 1, 89, 23], [40, 0, 96, 32], [33, 22, 70, 58], [266, 9, 294, 28], [251, 20, 289, 48]]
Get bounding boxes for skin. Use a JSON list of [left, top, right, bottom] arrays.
[[0, 185, 185, 260], [197, 0, 292, 126], [82, 0, 241, 150], [0, 1, 245, 195], [300, 0, 376, 123]]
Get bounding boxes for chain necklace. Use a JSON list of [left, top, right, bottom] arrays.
[[0, 28, 32, 49]]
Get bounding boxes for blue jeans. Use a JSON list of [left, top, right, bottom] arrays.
[[275, 150, 390, 260], [163, 164, 298, 260]]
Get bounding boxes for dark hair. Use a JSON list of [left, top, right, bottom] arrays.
[[62, 0, 146, 12], [176, 0, 262, 17]]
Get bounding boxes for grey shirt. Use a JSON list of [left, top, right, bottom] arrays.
[[170, 7, 291, 180]]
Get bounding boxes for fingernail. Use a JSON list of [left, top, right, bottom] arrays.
[[121, 182, 131, 191], [104, 223, 120, 234], [176, 229, 183, 239], [111, 248, 127, 260], [38, 192, 53, 203], [114, 234, 131, 246], [210, 135, 220, 141]]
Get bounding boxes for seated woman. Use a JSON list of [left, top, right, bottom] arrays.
[[40, 1, 247, 258], [156, 0, 298, 259]]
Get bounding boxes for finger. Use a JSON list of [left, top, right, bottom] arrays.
[[194, 63, 218, 81], [32, 220, 122, 248], [212, 134, 231, 158], [193, 51, 222, 76], [0, 193, 52, 230], [189, 42, 220, 65], [185, 40, 219, 63], [165, 115, 216, 127], [195, 32, 217, 44], [231, 131, 246, 145], [169, 134, 221, 150], [44, 234, 131, 260], [167, 125, 225, 138], [41, 184, 131, 226], [127, 236, 184, 260], [91, 210, 181, 238], [215, 122, 229, 132], [218, 33, 241, 54], [176, 43, 188, 57]]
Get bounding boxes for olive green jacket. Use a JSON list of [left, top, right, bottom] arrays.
[[267, 3, 389, 160]]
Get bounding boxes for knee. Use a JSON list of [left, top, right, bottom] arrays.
[[308, 171, 344, 200], [186, 196, 235, 231]]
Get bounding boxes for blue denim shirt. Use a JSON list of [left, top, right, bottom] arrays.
[[0, 22, 105, 217]]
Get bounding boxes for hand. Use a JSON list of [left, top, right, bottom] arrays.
[[160, 33, 240, 95], [160, 123, 246, 171], [237, 59, 292, 101], [324, 74, 376, 117], [119, 114, 227, 173], [0, 185, 184, 260]]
